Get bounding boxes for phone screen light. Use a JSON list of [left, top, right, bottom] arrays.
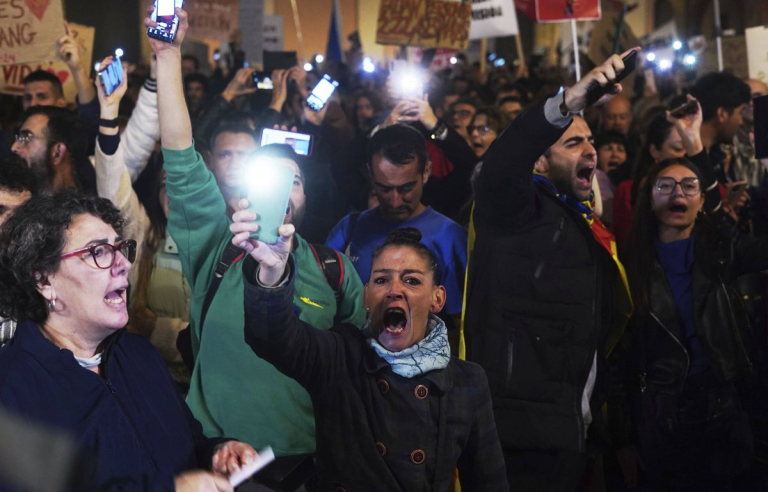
[[115, 48, 124, 58], [395, 69, 424, 97], [683, 54, 697, 66], [362, 57, 375, 73], [315, 54, 324, 64], [493, 58, 506, 67], [646, 52, 656, 62], [94, 62, 101, 72], [303, 62, 313, 72], [450, 56, 458, 65], [658, 59, 672, 71], [244, 158, 287, 193], [672, 40, 683, 51]]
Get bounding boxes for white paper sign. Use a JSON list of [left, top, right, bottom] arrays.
[[468, 0, 519, 40], [746, 26, 768, 83], [263, 15, 283, 52]]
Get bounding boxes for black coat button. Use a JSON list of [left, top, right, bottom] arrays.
[[414, 384, 428, 400], [378, 379, 390, 394], [376, 441, 387, 456], [410, 449, 425, 464]]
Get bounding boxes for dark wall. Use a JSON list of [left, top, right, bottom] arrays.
[[63, 0, 141, 65]]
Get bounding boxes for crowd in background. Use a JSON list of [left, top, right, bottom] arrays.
[[0, 6, 767, 492]]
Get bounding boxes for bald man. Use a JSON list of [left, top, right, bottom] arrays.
[[731, 78, 768, 186], [600, 94, 638, 182]]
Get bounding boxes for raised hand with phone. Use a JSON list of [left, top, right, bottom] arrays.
[[561, 47, 640, 114], [666, 94, 705, 157], [57, 21, 97, 106], [95, 55, 128, 134]]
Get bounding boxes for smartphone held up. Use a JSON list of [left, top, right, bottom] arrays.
[[241, 158, 296, 244], [97, 49, 125, 96], [147, 0, 184, 43], [307, 74, 339, 112]]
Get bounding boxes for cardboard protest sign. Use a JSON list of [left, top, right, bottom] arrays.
[[0, 22, 94, 103], [537, 0, 600, 23], [746, 26, 768, 83], [186, 0, 240, 42], [0, 0, 66, 65], [376, 0, 471, 50], [469, 0, 520, 40]]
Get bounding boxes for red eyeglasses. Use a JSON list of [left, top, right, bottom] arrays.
[[60, 239, 137, 269]]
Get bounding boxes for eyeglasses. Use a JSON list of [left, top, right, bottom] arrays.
[[469, 125, 493, 136], [13, 130, 44, 146], [451, 109, 473, 118], [654, 177, 700, 197], [61, 239, 137, 269]]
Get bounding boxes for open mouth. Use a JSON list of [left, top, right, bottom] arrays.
[[669, 203, 688, 213], [104, 287, 126, 305], [382, 307, 408, 335], [576, 166, 594, 181]]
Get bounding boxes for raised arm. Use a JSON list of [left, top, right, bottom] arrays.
[[476, 50, 637, 230], [122, 56, 161, 182], [232, 203, 348, 391], [145, 6, 192, 150]]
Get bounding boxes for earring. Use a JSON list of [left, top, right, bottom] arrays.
[[48, 298, 57, 311]]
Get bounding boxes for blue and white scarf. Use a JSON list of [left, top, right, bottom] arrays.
[[365, 314, 451, 378]]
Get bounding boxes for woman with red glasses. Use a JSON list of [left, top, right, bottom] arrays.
[[0, 191, 255, 491]]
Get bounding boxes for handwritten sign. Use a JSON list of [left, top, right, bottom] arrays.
[[263, 15, 283, 52], [469, 0, 519, 40], [746, 26, 768, 83], [376, 0, 471, 50], [0, 0, 66, 65], [186, 0, 240, 42], [0, 22, 94, 102]]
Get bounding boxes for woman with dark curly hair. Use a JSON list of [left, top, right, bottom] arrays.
[[0, 190, 256, 492]]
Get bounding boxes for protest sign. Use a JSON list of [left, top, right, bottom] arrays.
[[537, 0, 600, 23], [376, 0, 471, 50], [186, 0, 240, 42], [0, 0, 66, 65], [239, 0, 263, 66], [746, 26, 768, 83], [263, 15, 283, 52], [0, 22, 94, 103], [469, 0, 519, 40], [515, 0, 536, 20]]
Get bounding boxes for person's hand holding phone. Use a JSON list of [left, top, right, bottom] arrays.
[[211, 441, 258, 475], [95, 56, 128, 125], [563, 48, 639, 113], [231, 200, 295, 287], [288, 66, 309, 99], [303, 97, 330, 126], [667, 94, 704, 156], [399, 95, 438, 131], [382, 100, 420, 128], [269, 69, 290, 112], [57, 22, 84, 69], [223, 67, 257, 102], [144, 4, 188, 56]]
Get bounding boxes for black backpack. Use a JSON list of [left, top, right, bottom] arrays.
[[177, 241, 345, 370]]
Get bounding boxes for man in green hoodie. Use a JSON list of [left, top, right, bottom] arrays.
[[148, 7, 366, 457]]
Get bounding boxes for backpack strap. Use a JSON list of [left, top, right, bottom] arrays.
[[308, 243, 345, 303], [200, 241, 246, 336], [342, 211, 361, 257]]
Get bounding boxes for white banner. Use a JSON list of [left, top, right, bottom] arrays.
[[263, 15, 283, 52], [468, 0, 519, 40], [746, 26, 768, 83]]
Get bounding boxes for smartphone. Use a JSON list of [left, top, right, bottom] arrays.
[[147, 0, 184, 43], [670, 99, 699, 118], [99, 55, 124, 96], [252, 72, 273, 90], [307, 74, 339, 112], [754, 94, 768, 159], [726, 181, 749, 206], [390, 60, 424, 99], [260, 128, 313, 156], [241, 159, 296, 244], [586, 49, 639, 106]]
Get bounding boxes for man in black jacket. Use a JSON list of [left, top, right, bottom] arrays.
[[463, 52, 635, 490]]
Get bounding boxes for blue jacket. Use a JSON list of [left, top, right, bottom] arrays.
[[0, 321, 223, 491]]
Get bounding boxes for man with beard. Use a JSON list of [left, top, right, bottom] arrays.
[[463, 52, 635, 490], [11, 107, 93, 193], [151, 7, 366, 460]]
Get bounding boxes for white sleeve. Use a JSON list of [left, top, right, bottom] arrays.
[[122, 82, 160, 183]]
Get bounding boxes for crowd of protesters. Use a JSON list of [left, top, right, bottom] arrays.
[[0, 4, 767, 492]]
